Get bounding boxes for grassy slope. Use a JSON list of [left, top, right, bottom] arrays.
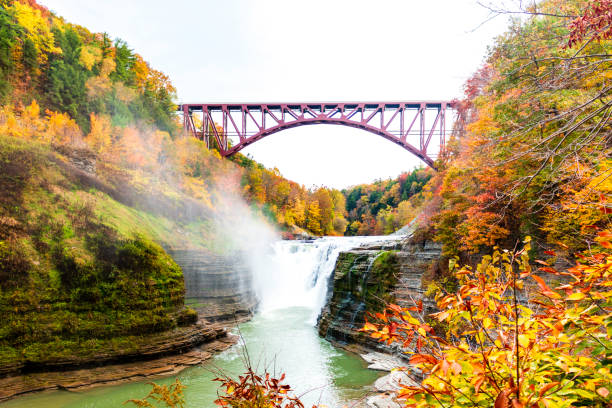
[[0, 136, 205, 369]]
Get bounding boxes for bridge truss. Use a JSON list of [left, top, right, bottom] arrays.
[[179, 101, 455, 168]]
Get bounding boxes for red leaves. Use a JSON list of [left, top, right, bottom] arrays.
[[567, 0, 612, 48], [388, 303, 403, 313], [531, 275, 560, 299], [599, 230, 612, 239], [360, 321, 378, 333], [539, 382, 559, 397], [375, 312, 388, 322], [409, 354, 438, 365], [538, 266, 559, 275], [495, 387, 524, 408], [494, 389, 512, 408], [214, 368, 305, 408], [599, 240, 612, 249], [474, 376, 486, 394], [363, 235, 612, 408], [597, 230, 612, 248]]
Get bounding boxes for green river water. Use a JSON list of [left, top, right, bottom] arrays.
[[3, 307, 380, 408]]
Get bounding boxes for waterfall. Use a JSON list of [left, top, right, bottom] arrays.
[[250, 235, 401, 324]]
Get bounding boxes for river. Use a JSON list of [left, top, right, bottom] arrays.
[[3, 236, 398, 408]]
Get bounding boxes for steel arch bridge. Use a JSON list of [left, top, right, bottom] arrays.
[[179, 101, 455, 169]]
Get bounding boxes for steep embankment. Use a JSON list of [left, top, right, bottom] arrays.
[[319, 3, 611, 406], [0, 136, 215, 375], [0, 0, 265, 384], [170, 250, 257, 323], [0, 134, 263, 400]]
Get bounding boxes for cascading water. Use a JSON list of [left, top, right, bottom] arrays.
[[4, 235, 405, 408], [250, 236, 398, 322]]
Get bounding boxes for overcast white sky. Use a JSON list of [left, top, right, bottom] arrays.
[[42, 0, 511, 189]]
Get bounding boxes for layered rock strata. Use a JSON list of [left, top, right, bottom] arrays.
[[318, 239, 441, 408], [0, 329, 236, 402], [0, 250, 257, 401], [318, 239, 441, 352], [170, 250, 257, 323]]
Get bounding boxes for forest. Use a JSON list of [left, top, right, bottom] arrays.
[[360, 0, 612, 406]]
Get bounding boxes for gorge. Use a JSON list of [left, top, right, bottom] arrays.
[[1, 235, 414, 407]]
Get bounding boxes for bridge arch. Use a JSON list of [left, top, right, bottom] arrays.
[[179, 102, 455, 169]]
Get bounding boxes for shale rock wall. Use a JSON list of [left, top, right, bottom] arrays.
[[318, 239, 441, 351], [170, 250, 257, 323]]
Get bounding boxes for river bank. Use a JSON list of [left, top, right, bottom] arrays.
[[0, 246, 258, 402], [318, 238, 441, 352], [316, 235, 441, 407], [0, 329, 236, 402]]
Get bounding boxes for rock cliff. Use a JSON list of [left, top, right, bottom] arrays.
[[318, 239, 441, 352], [170, 250, 257, 323]]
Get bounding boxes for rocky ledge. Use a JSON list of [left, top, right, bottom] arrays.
[[0, 247, 259, 402], [0, 330, 236, 402], [346, 352, 420, 408], [0, 322, 234, 402], [318, 238, 441, 352], [317, 237, 442, 407]]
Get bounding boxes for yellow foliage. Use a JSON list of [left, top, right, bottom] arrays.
[[10, 2, 61, 66], [0, 101, 47, 140], [45, 110, 81, 145], [86, 113, 113, 153], [542, 159, 612, 250], [86, 58, 115, 98], [133, 56, 148, 88], [465, 102, 499, 141], [79, 45, 102, 70], [397, 200, 416, 226], [113, 82, 136, 104], [0, 106, 21, 138], [100, 57, 116, 77], [85, 75, 112, 99]]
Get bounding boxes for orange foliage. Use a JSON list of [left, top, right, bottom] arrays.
[[362, 230, 612, 407], [214, 369, 308, 408]]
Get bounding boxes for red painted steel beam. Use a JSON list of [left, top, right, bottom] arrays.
[[178, 101, 456, 169]]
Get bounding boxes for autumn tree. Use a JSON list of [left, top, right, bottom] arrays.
[[362, 231, 612, 407], [419, 0, 612, 256]]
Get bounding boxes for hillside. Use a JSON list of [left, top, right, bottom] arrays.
[[415, 0, 611, 260], [0, 0, 380, 375], [331, 1, 612, 407], [0, 0, 248, 374]]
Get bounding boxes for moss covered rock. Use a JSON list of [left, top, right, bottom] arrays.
[[0, 136, 194, 373]]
